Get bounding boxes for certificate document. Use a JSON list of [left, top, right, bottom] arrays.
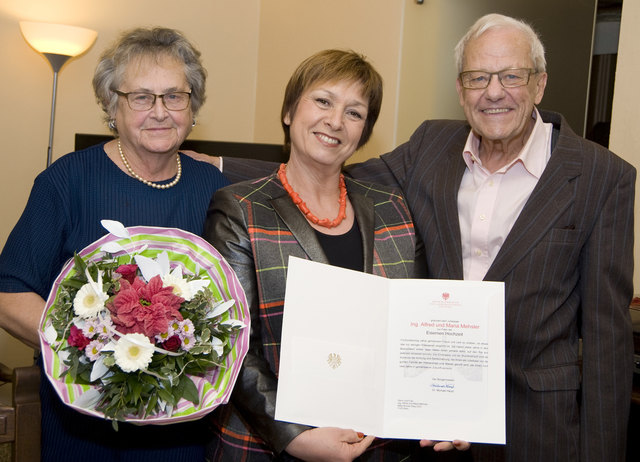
[[275, 257, 505, 444]]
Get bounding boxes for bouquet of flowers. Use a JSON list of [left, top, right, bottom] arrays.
[[39, 220, 249, 427]]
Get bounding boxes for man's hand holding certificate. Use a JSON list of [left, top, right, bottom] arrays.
[[275, 257, 505, 445]]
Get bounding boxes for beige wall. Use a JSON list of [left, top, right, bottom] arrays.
[[254, 0, 404, 163], [610, 0, 640, 293]]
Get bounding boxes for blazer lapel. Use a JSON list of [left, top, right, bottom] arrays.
[[270, 195, 329, 264], [271, 180, 376, 273], [484, 141, 582, 282], [348, 190, 374, 274]]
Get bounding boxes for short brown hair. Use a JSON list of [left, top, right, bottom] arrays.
[[281, 49, 383, 152]]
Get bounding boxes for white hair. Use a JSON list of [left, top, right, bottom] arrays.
[[454, 13, 546, 73]]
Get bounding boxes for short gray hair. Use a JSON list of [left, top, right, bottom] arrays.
[[454, 13, 546, 73], [93, 27, 207, 131]]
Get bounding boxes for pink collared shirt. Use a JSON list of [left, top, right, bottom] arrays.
[[458, 109, 552, 281]]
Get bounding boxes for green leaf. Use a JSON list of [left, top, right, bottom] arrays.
[[151, 353, 167, 365], [140, 374, 158, 386], [157, 387, 176, 406], [73, 253, 88, 276], [107, 372, 127, 384], [176, 375, 200, 405], [128, 375, 143, 403], [176, 355, 185, 371], [145, 393, 158, 417], [60, 278, 86, 290], [188, 345, 206, 355], [109, 392, 123, 408], [67, 354, 80, 379]]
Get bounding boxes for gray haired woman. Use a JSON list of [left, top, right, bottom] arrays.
[[0, 26, 228, 461]]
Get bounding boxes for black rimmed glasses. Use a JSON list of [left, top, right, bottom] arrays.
[[114, 90, 192, 111], [459, 68, 538, 89]]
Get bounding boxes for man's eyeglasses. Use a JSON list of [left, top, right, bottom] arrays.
[[459, 68, 538, 90], [114, 90, 192, 111]]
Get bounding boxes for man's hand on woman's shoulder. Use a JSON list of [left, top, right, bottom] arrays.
[[182, 150, 221, 170]]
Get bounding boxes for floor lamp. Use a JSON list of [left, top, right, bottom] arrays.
[[19, 21, 97, 168]]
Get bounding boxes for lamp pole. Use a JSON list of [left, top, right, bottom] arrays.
[[19, 21, 97, 169], [43, 53, 71, 168]]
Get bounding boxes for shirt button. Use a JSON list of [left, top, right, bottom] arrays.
[[479, 214, 486, 221], [475, 250, 482, 256], [489, 180, 494, 187]]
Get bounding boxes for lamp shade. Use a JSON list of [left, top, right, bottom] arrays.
[[20, 21, 97, 57]]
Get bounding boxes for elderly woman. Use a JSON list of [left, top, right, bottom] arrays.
[[0, 27, 227, 461], [204, 49, 428, 461]]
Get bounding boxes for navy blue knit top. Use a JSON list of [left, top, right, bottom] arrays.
[[0, 143, 229, 461], [0, 143, 229, 299]]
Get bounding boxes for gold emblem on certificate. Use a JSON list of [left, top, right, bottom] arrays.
[[327, 353, 342, 369]]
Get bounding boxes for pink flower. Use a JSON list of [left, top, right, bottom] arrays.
[[116, 264, 139, 284], [108, 275, 184, 339], [68, 325, 90, 350]]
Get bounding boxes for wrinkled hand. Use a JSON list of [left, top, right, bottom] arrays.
[[285, 427, 375, 462], [420, 439, 471, 451], [181, 150, 221, 169]]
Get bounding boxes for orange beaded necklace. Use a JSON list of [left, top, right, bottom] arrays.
[[277, 163, 347, 228]]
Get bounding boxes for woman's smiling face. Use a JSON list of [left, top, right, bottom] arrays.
[[114, 54, 193, 158], [284, 80, 368, 169]]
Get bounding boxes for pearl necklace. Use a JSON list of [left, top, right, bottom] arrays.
[[278, 163, 347, 228], [118, 139, 182, 190]]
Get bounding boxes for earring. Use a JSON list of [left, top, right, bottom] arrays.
[[108, 119, 116, 130], [192, 119, 196, 127]]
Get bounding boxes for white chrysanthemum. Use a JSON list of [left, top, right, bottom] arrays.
[[96, 316, 114, 340], [113, 333, 154, 372], [155, 325, 175, 344], [181, 335, 196, 351], [161, 266, 208, 301], [82, 319, 99, 339], [178, 319, 195, 336], [73, 282, 108, 318]]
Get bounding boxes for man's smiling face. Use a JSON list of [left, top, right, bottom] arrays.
[[456, 26, 547, 150]]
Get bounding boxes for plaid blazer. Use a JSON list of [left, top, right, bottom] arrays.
[[203, 173, 426, 461]]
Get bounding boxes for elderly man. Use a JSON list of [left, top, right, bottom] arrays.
[[218, 13, 636, 461]]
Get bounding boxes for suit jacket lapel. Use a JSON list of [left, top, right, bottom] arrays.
[[433, 141, 467, 279], [484, 129, 582, 282]]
